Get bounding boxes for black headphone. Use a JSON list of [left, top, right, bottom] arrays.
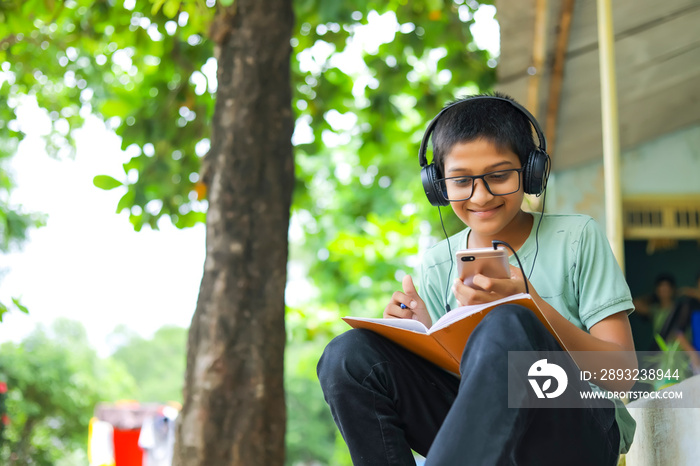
[[419, 95, 551, 207]]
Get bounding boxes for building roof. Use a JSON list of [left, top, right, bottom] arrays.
[[495, 0, 700, 171]]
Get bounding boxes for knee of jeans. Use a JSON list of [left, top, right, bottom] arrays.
[[317, 329, 380, 388], [472, 304, 542, 346]]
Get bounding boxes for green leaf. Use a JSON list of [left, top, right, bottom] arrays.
[[93, 175, 123, 190], [150, 0, 167, 15], [163, 0, 181, 18], [116, 190, 136, 213], [12, 298, 29, 314], [100, 99, 132, 119], [219, 0, 234, 6], [654, 333, 669, 352]]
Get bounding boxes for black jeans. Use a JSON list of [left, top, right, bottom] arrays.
[[317, 304, 620, 465]]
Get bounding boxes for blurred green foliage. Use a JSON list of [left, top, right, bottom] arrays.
[[0, 124, 44, 321], [0, 319, 137, 465], [0, 0, 495, 463], [109, 324, 188, 404]]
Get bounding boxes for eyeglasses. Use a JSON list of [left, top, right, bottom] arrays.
[[435, 168, 524, 202]]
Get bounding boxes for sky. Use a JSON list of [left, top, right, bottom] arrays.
[[0, 108, 206, 356], [0, 6, 499, 357]]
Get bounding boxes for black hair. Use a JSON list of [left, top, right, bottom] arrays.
[[431, 92, 537, 177], [650, 272, 676, 304], [654, 273, 676, 289]]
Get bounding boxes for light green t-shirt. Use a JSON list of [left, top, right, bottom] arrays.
[[418, 211, 636, 454]]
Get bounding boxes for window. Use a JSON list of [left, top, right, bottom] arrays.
[[624, 196, 700, 253]]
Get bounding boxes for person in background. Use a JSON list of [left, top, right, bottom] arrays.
[[661, 271, 700, 373], [631, 273, 677, 350]]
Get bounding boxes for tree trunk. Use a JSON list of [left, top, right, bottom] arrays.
[[174, 0, 294, 464], [14, 416, 36, 463]]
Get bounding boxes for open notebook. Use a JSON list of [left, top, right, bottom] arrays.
[[343, 293, 562, 375]]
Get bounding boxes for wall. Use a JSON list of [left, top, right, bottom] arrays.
[[625, 375, 700, 466], [546, 123, 700, 231]]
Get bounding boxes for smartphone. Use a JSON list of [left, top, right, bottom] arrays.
[[456, 247, 510, 287]]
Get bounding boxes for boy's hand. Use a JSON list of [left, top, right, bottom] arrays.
[[453, 265, 528, 307], [384, 275, 432, 328]]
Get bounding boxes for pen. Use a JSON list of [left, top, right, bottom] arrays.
[[400, 303, 408, 310]]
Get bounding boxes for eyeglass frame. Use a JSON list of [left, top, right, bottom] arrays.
[[434, 167, 526, 202]]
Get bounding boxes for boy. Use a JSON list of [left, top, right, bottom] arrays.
[[317, 94, 637, 465]]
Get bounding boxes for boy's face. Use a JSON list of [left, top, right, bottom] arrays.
[[443, 138, 526, 239]]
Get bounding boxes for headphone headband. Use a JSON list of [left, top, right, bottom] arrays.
[[418, 95, 547, 168], [419, 95, 550, 206]]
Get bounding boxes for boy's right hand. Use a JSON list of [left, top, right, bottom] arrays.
[[384, 275, 432, 328]]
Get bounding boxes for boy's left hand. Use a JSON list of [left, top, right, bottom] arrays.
[[452, 265, 528, 307]]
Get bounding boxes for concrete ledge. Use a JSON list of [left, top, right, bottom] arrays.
[[624, 375, 700, 466]]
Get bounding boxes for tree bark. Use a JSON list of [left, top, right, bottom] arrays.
[[14, 416, 36, 463], [174, 0, 294, 464]]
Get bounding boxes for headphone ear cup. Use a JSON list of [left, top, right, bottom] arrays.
[[523, 150, 550, 195], [421, 163, 449, 207]]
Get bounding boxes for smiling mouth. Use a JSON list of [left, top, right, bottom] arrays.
[[469, 205, 503, 214]]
